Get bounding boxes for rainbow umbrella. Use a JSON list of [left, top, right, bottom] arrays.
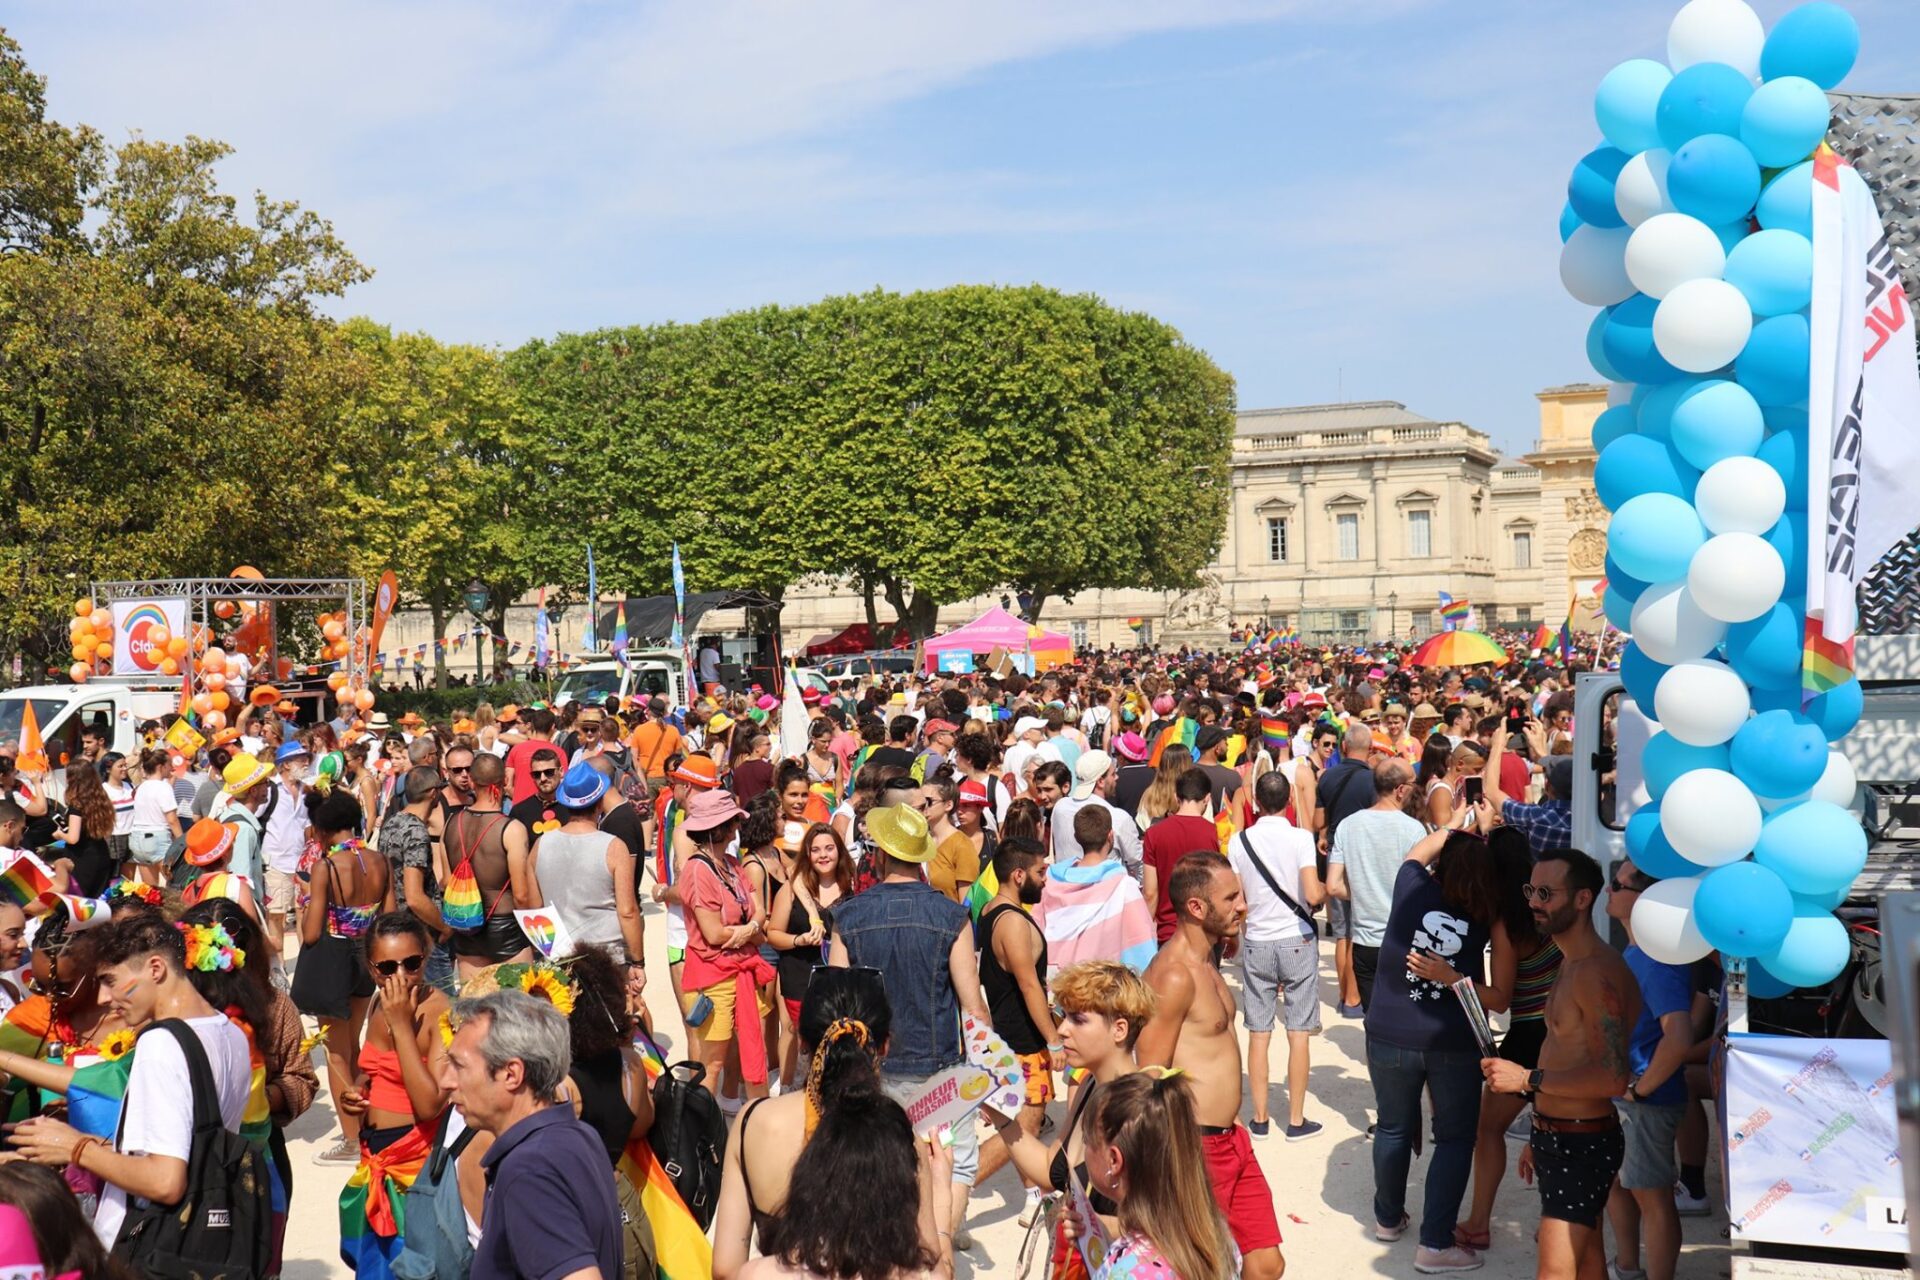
[[1406, 629, 1507, 668]]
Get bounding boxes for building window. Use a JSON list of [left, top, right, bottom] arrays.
[[1137, 620, 1153, 647], [1266, 517, 1288, 563], [1513, 531, 1533, 569], [1408, 509, 1432, 558], [1340, 611, 1362, 631], [1070, 621, 1088, 649], [1336, 512, 1359, 560]]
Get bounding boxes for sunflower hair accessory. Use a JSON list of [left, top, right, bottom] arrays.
[[490, 961, 576, 1016], [177, 921, 245, 973], [99, 1028, 136, 1061]]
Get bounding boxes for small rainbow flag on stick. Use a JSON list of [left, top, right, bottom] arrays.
[[0, 853, 56, 908], [1802, 619, 1855, 698], [1438, 593, 1472, 630]]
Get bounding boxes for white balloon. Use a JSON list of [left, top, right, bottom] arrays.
[[1659, 768, 1762, 865], [1695, 456, 1786, 534], [1627, 214, 1727, 300], [1653, 658, 1752, 746], [1561, 225, 1637, 307], [1810, 750, 1858, 807], [1630, 581, 1729, 665], [1687, 532, 1785, 622], [1667, 0, 1764, 78], [1608, 381, 1635, 407], [1631, 875, 1714, 965], [1654, 278, 1755, 372], [1615, 149, 1675, 227]]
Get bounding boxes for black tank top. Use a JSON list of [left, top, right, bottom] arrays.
[[977, 903, 1047, 1055], [568, 1049, 635, 1165]]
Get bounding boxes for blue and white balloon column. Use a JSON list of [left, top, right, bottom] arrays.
[[1561, 0, 1865, 988]]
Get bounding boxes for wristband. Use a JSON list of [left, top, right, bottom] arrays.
[[1047, 1043, 1064, 1053]]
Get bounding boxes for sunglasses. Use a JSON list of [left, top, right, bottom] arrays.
[[1520, 884, 1561, 903], [533, 769, 559, 780], [372, 954, 426, 977], [447, 765, 473, 775], [1609, 877, 1641, 895]]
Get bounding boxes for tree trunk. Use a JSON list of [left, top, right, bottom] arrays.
[[860, 573, 879, 635], [428, 599, 450, 689], [1024, 587, 1052, 625]]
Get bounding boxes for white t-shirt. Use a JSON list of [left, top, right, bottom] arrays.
[[131, 779, 177, 832], [1229, 816, 1318, 944], [106, 782, 136, 836], [93, 1013, 252, 1246]]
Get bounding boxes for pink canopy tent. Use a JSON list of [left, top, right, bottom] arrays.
[[921, 607, 1071, 672]]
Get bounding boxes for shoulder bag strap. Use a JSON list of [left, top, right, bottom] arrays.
[[1237, 830, 1316, 929]]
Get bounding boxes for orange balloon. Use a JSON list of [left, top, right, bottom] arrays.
[[166, 637, 188, 659], [213, 600, 236, 620], [90, 611, 109, 632], [69, 663, 90, 683], [326, 672, 349, 692], [322, 619, 345, 641], [70, 641, 91, 662], [210, 690, 230, 712], [202, 709, 227, 731], [330, 640, 351, 660], [204, 672, 227, 692], [354, 689, 375, 711], [68, 617, 89, 640], [231, 564, 262, 580], [202, 647, 227, 673], [158, 657, 179, 676], [93, 640, 112, 660], [146, 625, 170, 649], [192, 693, 213, 716], [73, 599, 94, 618]]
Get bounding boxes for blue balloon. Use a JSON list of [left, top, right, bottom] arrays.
[[1795, 884, 1851, 915], [1636, 377, 1705, 443], [1560, 202, 1584, 243], [1761, 2, 1860, 90], [1592, 404, 1638, 453], [1657, 63, 1756, 151], [1603, 294, 1684, 384], [1603, 585, 1636, 631], [1724, 229, 1814, 316], [1807, 677, 1862, 741], [1609, 492, 1707, 584], [1587, 308, 1624, 381], [1742, 75, 1833, 168], [1750, 682, 1801, 715], [1758, 428, 1809, 509], [1668, 134, 1762, 225], [1626, 804, 1709, 880], [1726, 603, 1806, 690], [1762, 403, 1809, 433], [1643, 731, 1731, 800], [1595, 434, 1699, 511], [1597, 59, 1674, 153], [1696, 861, 1795, 958], [1604, 555, 1651, 604], [1746, 961, 1796, 998], [1765, 511, 1809, 595], [1668, 379, 1765, 470], [1757, 161, 1815, 237], [1762, 901, 1850, 987], [1620, 645, 1670, 711], [1737, 313, 1813, 407], [1730, 709, 1830, 797], [1755, 800, 1866, 897], [1569, 146, 1631, 229]]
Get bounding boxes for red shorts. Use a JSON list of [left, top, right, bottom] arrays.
[[1203, 1125, 1281, 1253], [784, 997, 802, 1026]]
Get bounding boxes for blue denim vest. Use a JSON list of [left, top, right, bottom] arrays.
[[834, 881, 970, 1076]]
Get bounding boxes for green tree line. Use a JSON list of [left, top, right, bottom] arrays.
[[0, 32, 1234, 684]]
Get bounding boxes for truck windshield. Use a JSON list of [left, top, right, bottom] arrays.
[[0, 698, 68, 744], [555, 669, 623, 703]]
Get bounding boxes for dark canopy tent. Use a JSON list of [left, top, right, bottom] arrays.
[[596, 589, 780, 646]]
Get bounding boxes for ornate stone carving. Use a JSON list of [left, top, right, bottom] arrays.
[[1565, 490, 1607, 523], [1567, 527, 1607, 573], [1166, 570, 1230, 629]]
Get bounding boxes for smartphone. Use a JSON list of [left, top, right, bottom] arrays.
[[1505, 705, 1527, 737], [1462, 776, 1484, 805]]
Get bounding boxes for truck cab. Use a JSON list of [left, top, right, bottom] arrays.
[[0, 679, 184, 771], [552, 648, 689, 712]]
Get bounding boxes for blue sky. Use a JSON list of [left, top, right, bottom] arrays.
[[11, 0, 1914, 453]]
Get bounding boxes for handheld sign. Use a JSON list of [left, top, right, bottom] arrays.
[[512, 907, 577, 960], [964, 1013, 1029, 1119], [901, 1065, 993, 1142]]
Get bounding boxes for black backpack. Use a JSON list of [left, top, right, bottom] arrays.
[[643, 1038, 727, 1231], [111, 1019, 271, 1280]]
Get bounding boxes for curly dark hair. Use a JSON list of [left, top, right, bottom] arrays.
[[305, 788, 363, 838], [566, 944, 632, 1062], [740, 788, 782, 852]]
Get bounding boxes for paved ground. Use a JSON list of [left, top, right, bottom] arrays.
[[278, 901, 1728, 1278]]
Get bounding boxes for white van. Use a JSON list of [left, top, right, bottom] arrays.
[[0, 678, 184, 772]]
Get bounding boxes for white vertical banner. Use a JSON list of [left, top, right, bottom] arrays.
[[109, 599, 188, 677]]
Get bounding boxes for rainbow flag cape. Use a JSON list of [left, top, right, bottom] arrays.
[[1147, 716, 1197, 768], [67, 1054, 133, 1138], [340, 1123, 430, 1280], [620, 1131, 711, 1280], [0, 853, 56, 908], [966, 863, 999, 923]]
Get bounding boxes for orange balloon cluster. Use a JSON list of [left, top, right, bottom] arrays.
[[314, 610, 356, 663], [66, 598, 107, 683]]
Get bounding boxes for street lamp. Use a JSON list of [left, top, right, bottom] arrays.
[[1387, 591, 1398, 640], [463, 580, 490, 686]]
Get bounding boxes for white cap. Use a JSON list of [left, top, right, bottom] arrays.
[[1070, 749, 1115, 799]]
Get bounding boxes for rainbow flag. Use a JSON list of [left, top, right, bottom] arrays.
[[1803, 619, 1854, 698], [620, 1134, 712, 1280], [38, 893, 110, 929], [966, 864, 999, 923], [0, 854, 56, 908], [1438, 593, 1472, 629], [1278, 624, 1298, 646], [1558, 616, 1575, 667], [1260, 713, 1288, 758], [340, 1124, 429, 1280], [1531, 623, 1554, 652], [67, 1054, 133, 1138], [1147, 716, 1197, 767]]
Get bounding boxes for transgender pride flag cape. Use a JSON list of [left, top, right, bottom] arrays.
[[1032, 859, 1158, 976]]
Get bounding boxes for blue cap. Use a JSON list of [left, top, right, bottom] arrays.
[[554, 758, 609, 810], [275, 741, 311, 765]]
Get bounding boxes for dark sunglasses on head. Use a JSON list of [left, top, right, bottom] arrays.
[[372, 954, 426, 977]]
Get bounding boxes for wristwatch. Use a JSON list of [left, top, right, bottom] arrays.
[[1525, 1068, 1544, 1095], [1627, 1075, 1645, 1102]]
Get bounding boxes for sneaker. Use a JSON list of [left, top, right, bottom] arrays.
[[1018, 1189, 1049, 1229], [1366, 1122, 1377, 1139], [1414, 1244, 1485, 1273], [1286, 1119, 1324, 1142], [1608, 1266, 1648, 1280], [313, 1137, 357, 1165], [1374, 1213, 1410, 1242], [1339, 1001, 1365, 1018], [1248, 1118, 1271, 1137], [1673, 1181, 1710, 1216]]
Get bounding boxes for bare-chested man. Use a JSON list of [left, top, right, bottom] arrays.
[[1482, 848, 1638, 1280], [1139, 850, 1285, 1280], [444, 753, 536, 979]]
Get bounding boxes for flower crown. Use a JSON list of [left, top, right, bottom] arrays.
[[497, 960, 576, 1015], [177, 921, 245, 973], [108, 879, 163, 907]]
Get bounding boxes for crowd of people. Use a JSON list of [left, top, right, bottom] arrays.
[[0, 629, 1735, 1280]]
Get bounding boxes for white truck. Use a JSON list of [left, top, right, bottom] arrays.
[[0, 677, 185, 771], [551, 648, 690, 712]]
